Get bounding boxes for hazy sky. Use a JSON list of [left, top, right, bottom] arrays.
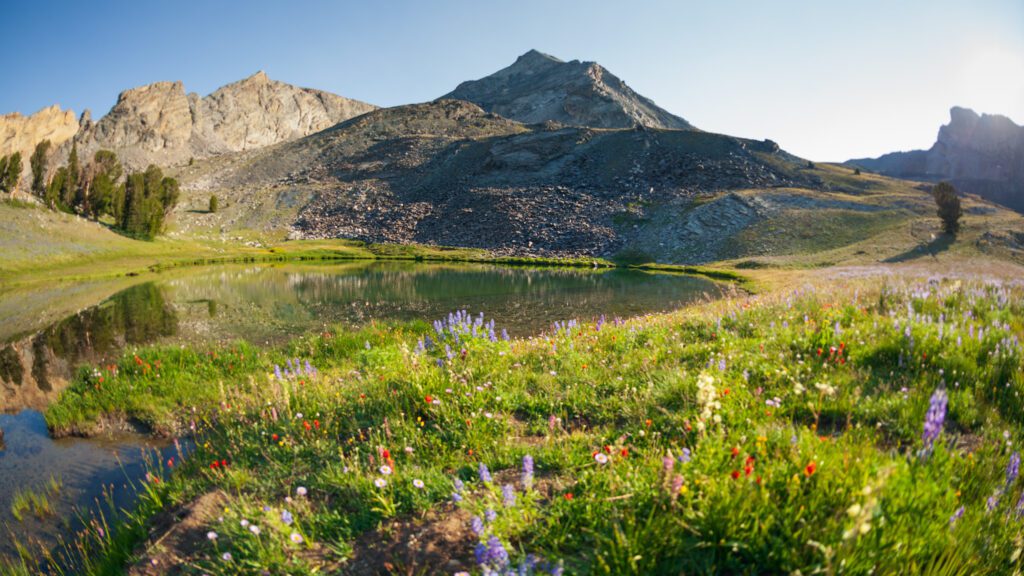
[[2, 0, 1022, 160]]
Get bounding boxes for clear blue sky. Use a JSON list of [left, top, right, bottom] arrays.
[[2, 0, 1022, 160]]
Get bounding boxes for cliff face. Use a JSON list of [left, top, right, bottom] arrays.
[[849, 107, 1024, 212], [63, 72, 377, 171], [0, 106, 79, 187], [443, 49, 694, 130]]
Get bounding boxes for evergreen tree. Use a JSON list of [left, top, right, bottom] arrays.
[[87, 150, 122, 218], [159, 176, 179, 214], [30, 140, 50, 198], [46, 167, 67, 209], [64, 142, 80, 211], [209, 195, 218, 213], [109, 164, 178, 239], [6, 152, 23, 193], [121, 172, 146, 235], [932, 182, 963, 237], [0, 156, 7, 193]]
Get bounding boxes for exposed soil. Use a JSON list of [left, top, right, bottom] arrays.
[[342, 502, 477, 575], [129, 490, 229, 576]]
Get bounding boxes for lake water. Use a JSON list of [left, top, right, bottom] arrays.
[[0, 261, 724, 562]]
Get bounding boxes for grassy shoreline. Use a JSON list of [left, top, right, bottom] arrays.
[[6, 270, 1022, 574], [0, 235, 751, 295]]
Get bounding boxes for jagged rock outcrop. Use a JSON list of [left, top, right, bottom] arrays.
[[849, 107, 1024, 212], [442, 49, 694, 130], [0, 105, 79, 187], [58, 72, 377, 171]]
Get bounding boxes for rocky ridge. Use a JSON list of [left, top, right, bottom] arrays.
[[849, 107, 1024, 213], [0, 105, 79, 186], [61, 71, 377, 172]]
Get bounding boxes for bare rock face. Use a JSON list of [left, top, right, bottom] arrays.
[[442, 49, 694, 130], [0, 105, 79, 187], [197, 71, 376, 152], [848, 107, 1024, 213], [62, 72, 376, 171]]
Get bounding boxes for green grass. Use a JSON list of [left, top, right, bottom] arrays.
[[10, 477, 62, 522], [9, 272, 1020, 575]]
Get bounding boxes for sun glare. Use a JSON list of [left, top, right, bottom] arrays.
[[957, 44, 1024, 119]]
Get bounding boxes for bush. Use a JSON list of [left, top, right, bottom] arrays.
[[209, 195, 218, 213]]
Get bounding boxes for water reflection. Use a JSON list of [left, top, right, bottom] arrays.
[[0, 283, 177, 411], [1, 262, 720, 413]]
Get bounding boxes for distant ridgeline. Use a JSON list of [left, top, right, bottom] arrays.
[[848, 107, 1024, 213]]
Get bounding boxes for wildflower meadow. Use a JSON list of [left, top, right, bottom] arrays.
[[5, 273, 1024, 575]]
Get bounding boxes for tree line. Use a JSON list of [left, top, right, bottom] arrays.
[[20, 140, 179, 240]]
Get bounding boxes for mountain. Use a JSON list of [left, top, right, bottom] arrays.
[[442, 49, 694, 130], [0, 105, 79, 186], [0, 73, 376, 184], [174, 98, 966, 265], [848, 107, 1024, 212], [60, 71, 377, 172]]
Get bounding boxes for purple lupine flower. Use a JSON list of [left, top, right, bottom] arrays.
[[483, 535, 509, 568], [485, 508, 497, 523], [471, 516, 485, 535], [522, 455, 534, 488], [1008, 452, 1020, 486], [274, 364, 283, 380], [502, 484, 516, 507], [501, 328, 510, 341], [281, 510, 293, 526], [478, 463, 492, 483], [949, 505, 964, 526], [1016, 491, 1024, 518], [454, 478, 465, 493], [717, 357, 727, 372], [987, 493, 1001, 512], [922, 388, 948, 450], [678, 447, 691, 463]]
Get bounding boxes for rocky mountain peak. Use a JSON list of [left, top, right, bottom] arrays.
[[0, 105, 80, 187], [60, 73, 377, 171], [509, 49, 563, 70], [848, 106, 1024, 213], [244, 70, 270, 84], [442, 50, 694, 130], [938, 106, 1021, 152]]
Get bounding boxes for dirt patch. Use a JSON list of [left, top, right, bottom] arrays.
[[128, 490, 228, 576], [342, 502, 476, 575]]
